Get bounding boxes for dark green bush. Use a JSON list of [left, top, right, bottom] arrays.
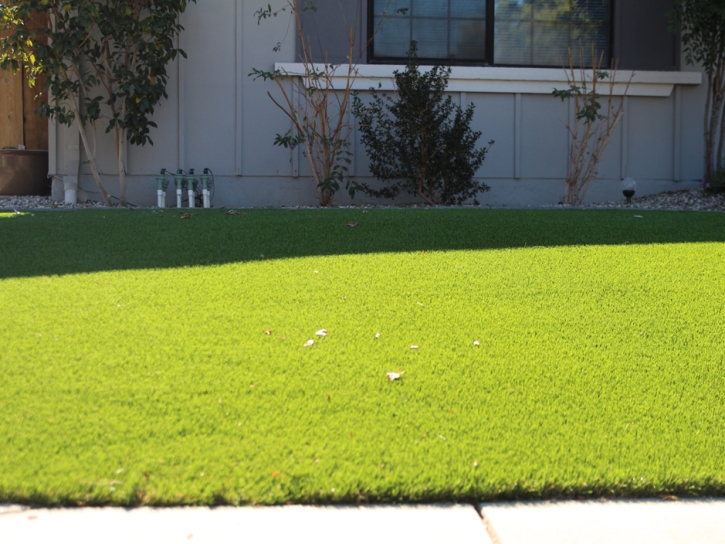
[[352, 45, 492, 206]]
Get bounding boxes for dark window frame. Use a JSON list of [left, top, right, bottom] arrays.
[[367, 0, 615, 68]]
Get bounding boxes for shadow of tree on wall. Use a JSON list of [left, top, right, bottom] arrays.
[[1, 208, 724, 279]]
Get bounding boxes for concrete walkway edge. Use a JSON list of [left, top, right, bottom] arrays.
[[2, 499, 725, 543]]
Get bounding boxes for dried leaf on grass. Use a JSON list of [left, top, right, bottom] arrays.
[[264, 330, 273, 335], [180, 214, 192, 219], [386, 372, 403, 381], [662, 495, 679, 501], [303, 339, 314, 347], [410, 345, 419, 350], [225, 210, 240, 215], [315, 329, 328, 337], [347, 222, 358, 228]]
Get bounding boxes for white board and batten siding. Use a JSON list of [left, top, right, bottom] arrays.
[[53, 0, 707, 208]]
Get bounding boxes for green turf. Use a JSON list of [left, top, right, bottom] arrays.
[[1, 208, 724, 505]]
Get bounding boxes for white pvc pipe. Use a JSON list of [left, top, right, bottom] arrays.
[[63, 176, 78, 205], [176, 189, 182, 209], [203, 189, 210, 208], [157, 190, 165, 208], [188, 189, 195, 208]]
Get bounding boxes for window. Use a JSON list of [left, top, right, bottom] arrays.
[[370, 0, 611, 67]]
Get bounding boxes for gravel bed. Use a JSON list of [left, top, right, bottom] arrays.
[[2, 189, 724, 212], [0, 196, 106, 210], [553, 188, 725, 212]]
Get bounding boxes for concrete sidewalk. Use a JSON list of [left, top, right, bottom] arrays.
[[482, 499, 725, 544], [2, 499, 724, 543]]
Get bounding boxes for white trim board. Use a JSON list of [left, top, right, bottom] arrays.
[[274, 64, 702, 97]]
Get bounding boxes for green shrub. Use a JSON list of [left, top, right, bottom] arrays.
[[352, 44, 492, 206]]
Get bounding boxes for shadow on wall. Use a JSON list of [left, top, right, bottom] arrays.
[[1, 208, 724, 279]]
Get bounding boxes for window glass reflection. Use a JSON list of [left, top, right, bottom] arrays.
[[372, 0, 610, 66], [494, 0, 610, 66], [373, 0, 486, 61]]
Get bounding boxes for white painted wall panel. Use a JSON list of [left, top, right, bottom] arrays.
[[520, 95, 568, 179], [469, 94, 515, 179], [679, 79, 707, 183], [182, 2, 236, 175], [589, 97, 625, 181], [127, 59, 180, 175], [626, 96, 674, 181], [240, 0, 297, 177]]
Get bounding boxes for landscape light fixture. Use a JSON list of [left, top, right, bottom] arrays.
[[622, 178, 636, 205]]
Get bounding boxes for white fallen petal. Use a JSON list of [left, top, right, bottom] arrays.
[[386, 372, 401, 381], [315, 329, 328, 337], [410, 345, 419, 349], [303, 339, 315, 347], [473, 340, 480, 346], [375, 333, 381, 338]]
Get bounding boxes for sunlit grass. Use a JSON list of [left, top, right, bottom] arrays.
[[1, 209, 724, 505]]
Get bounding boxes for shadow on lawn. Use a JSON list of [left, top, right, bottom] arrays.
[[1, 207, 724, 279]]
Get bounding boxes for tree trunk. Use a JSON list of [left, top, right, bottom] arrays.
[[114, 124, 127, 206], [716, 77, 725, 174], [704, 73, 723, 182], [68, 98, 112, 206]]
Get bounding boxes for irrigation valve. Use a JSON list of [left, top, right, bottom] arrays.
[[185, 170, 197, 208], [174, 170, 185, 209], [156, 169, 170, 208], [162, 168, 210, 208], [623, 178, 636, 205], [200, 168, 213, 208]]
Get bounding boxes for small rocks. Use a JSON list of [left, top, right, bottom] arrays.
[[3, 189, 723, 212], [554, 189, 725, 213], [0, 196, 105, 210]]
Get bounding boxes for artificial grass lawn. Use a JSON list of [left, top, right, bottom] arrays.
[[1, 207, 724, 505]]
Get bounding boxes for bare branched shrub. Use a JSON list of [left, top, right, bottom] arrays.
[[250, 1, 361, 207], [553, 45, 633, 205]]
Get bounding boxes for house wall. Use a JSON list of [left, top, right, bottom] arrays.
[[53, 0, 707, 208]]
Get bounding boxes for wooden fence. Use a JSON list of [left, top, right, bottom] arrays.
[[1, 19, 48, 151]]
